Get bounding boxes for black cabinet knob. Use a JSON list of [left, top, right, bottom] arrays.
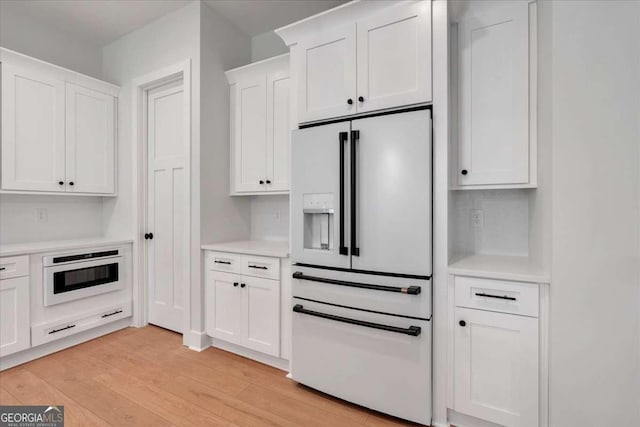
[[259, 180, 264, 184], [58, 181, 64, 185], [145, 233, 154, 240], [459, 320, 466, 327], [461, 169, 468, 175], [240, 283, 246, 288], [233, 282, 239, 287], [358, 96, 364, 102], [347, 98, 353, 105], [266, 180, 271, 184], [148, 233, 153, 240], [69, 181, 75, 186]]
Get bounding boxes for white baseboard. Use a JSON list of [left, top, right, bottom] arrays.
[[183, 329, 210, 351], [447, 409, 503, 427], [0, 318, 131, 371], [208, 337, 289, 372], [431, 421, 449, 427]]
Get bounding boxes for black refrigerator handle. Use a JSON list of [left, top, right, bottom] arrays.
[[339, 132, 348, 256], [350, 130, 360, 257]]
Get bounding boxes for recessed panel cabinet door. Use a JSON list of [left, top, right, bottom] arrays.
[[457, 2, 530, 186], [297, 26, 357, 123], [0, 276, 30, 357], [243, 277, 280, 357], [455, 307, 539, 427], [65, 83, 115, 194], [266, 71, 290, 192], [206, 271, 244, 346], [356, 1, 431, 113], [233, 76, 268, 192], [1, 65, 66, 192]]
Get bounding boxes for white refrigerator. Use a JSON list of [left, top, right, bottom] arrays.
[[290, 109, 433, 425]]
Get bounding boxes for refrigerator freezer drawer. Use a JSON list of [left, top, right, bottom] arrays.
[[291, 298, 432, 425], [292, 265, 431, 319]]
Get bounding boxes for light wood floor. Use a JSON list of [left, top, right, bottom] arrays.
[[0, 326, 425, 427]]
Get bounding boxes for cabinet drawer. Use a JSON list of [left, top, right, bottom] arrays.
[[455, 276, 538, 317], [242, 255, 280, 280], [206, 251, 242, 274], [0, 255, 29, 280]]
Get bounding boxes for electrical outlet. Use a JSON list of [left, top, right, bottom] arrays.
[[36, 208, 48, 223], [470, 209, 484, 228]]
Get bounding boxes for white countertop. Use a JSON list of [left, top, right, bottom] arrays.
[[448, 253, 550, 283], [0, 237, 134, 257], [201, 240, 289, 258]]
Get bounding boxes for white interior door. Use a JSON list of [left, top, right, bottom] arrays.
[[455, 307, 539, 427], [1, 64, 66, 192], [356, 0, 431, 113], [147, 79, 187, 333], [350, 110, 432, 277], [65, 83, 115, 194], [457, 1, 530, 185]]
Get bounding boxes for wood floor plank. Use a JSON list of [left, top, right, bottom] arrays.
[[1, 368, 110, 427], [0, 326, 426, 427]]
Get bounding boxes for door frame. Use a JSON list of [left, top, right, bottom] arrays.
[[131, 60, 191, 334]]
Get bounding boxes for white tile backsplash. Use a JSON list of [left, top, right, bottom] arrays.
[[250, 195, 289, 242]]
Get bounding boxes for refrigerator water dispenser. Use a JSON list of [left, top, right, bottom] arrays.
[[303, 194, 334, 251]]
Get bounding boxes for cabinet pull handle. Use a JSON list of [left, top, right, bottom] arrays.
[[69, 181, 75, 186], [350, 130, 360, 256], [358, 96, 364, 102], [475, 292, 516, 301], [0, 267, 5, 271], [233, 282, 239, 287], [101, 309, 123, 318], [214, 260, 231, 265], [259, 180, 265, 184], [347, 98, 353, 105], [49, 324, 76, 335], [241, 283, 246, 288], [459, 320, 466, 327], [266, 180, 271, 184], [293, 304, 422, 336], [461, 169, 468, 175], [292, 272, 421, 295], [58, 181, 65, 185], [248, 265, 268, 270]]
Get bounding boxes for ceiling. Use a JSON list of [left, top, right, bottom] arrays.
[[204, 0, 347, 36], [0, 0, 347, 47]]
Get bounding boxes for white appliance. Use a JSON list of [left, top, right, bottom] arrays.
[[44, 248, 124, 306], [290, 109, 432, 425]]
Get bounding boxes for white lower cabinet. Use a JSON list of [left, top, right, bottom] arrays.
[[453, 275, 542, 427], [0, 276, 30, 357], [206, 253, 281, 358]]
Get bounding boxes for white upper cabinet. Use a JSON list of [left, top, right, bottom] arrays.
[[276, 0, 432, 124], [65, 83, 116, 194], [1, 48, 118, 195], [297, 26, 357, 123], [356, 1, 431, 113], [227, 54, 290, 195], [1, 64, 66, 192], [453, 1, 537, 189]]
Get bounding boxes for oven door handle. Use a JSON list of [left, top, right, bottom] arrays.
[[292, 272, 421, 295], [293, 304, 421, 336]]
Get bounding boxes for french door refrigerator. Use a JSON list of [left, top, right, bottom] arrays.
[[290, 108, 432, 425]]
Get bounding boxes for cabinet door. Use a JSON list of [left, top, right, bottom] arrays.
[[242, 276, 280, 357], [356, 1, 431, 113], [457, 2, 530, 186], [1, 64, 66, 192], [455, 307, 538, 427], [265, 70, 290, 192], [0, 276, 30, 357], [65, 83, 116, 194], [297, 26, 357, 123], [232, 76, 268, 193], [205, 271, 244, 346]]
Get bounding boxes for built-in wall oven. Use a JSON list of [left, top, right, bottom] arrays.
[[43, 248, 124, 306]]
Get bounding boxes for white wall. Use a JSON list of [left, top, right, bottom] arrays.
[[0, 2, 103, 78], [550, 2, 640, 426], [0, 195, 103, 245], [0, 2, 106, 245], [251, 31, 288, 62]]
